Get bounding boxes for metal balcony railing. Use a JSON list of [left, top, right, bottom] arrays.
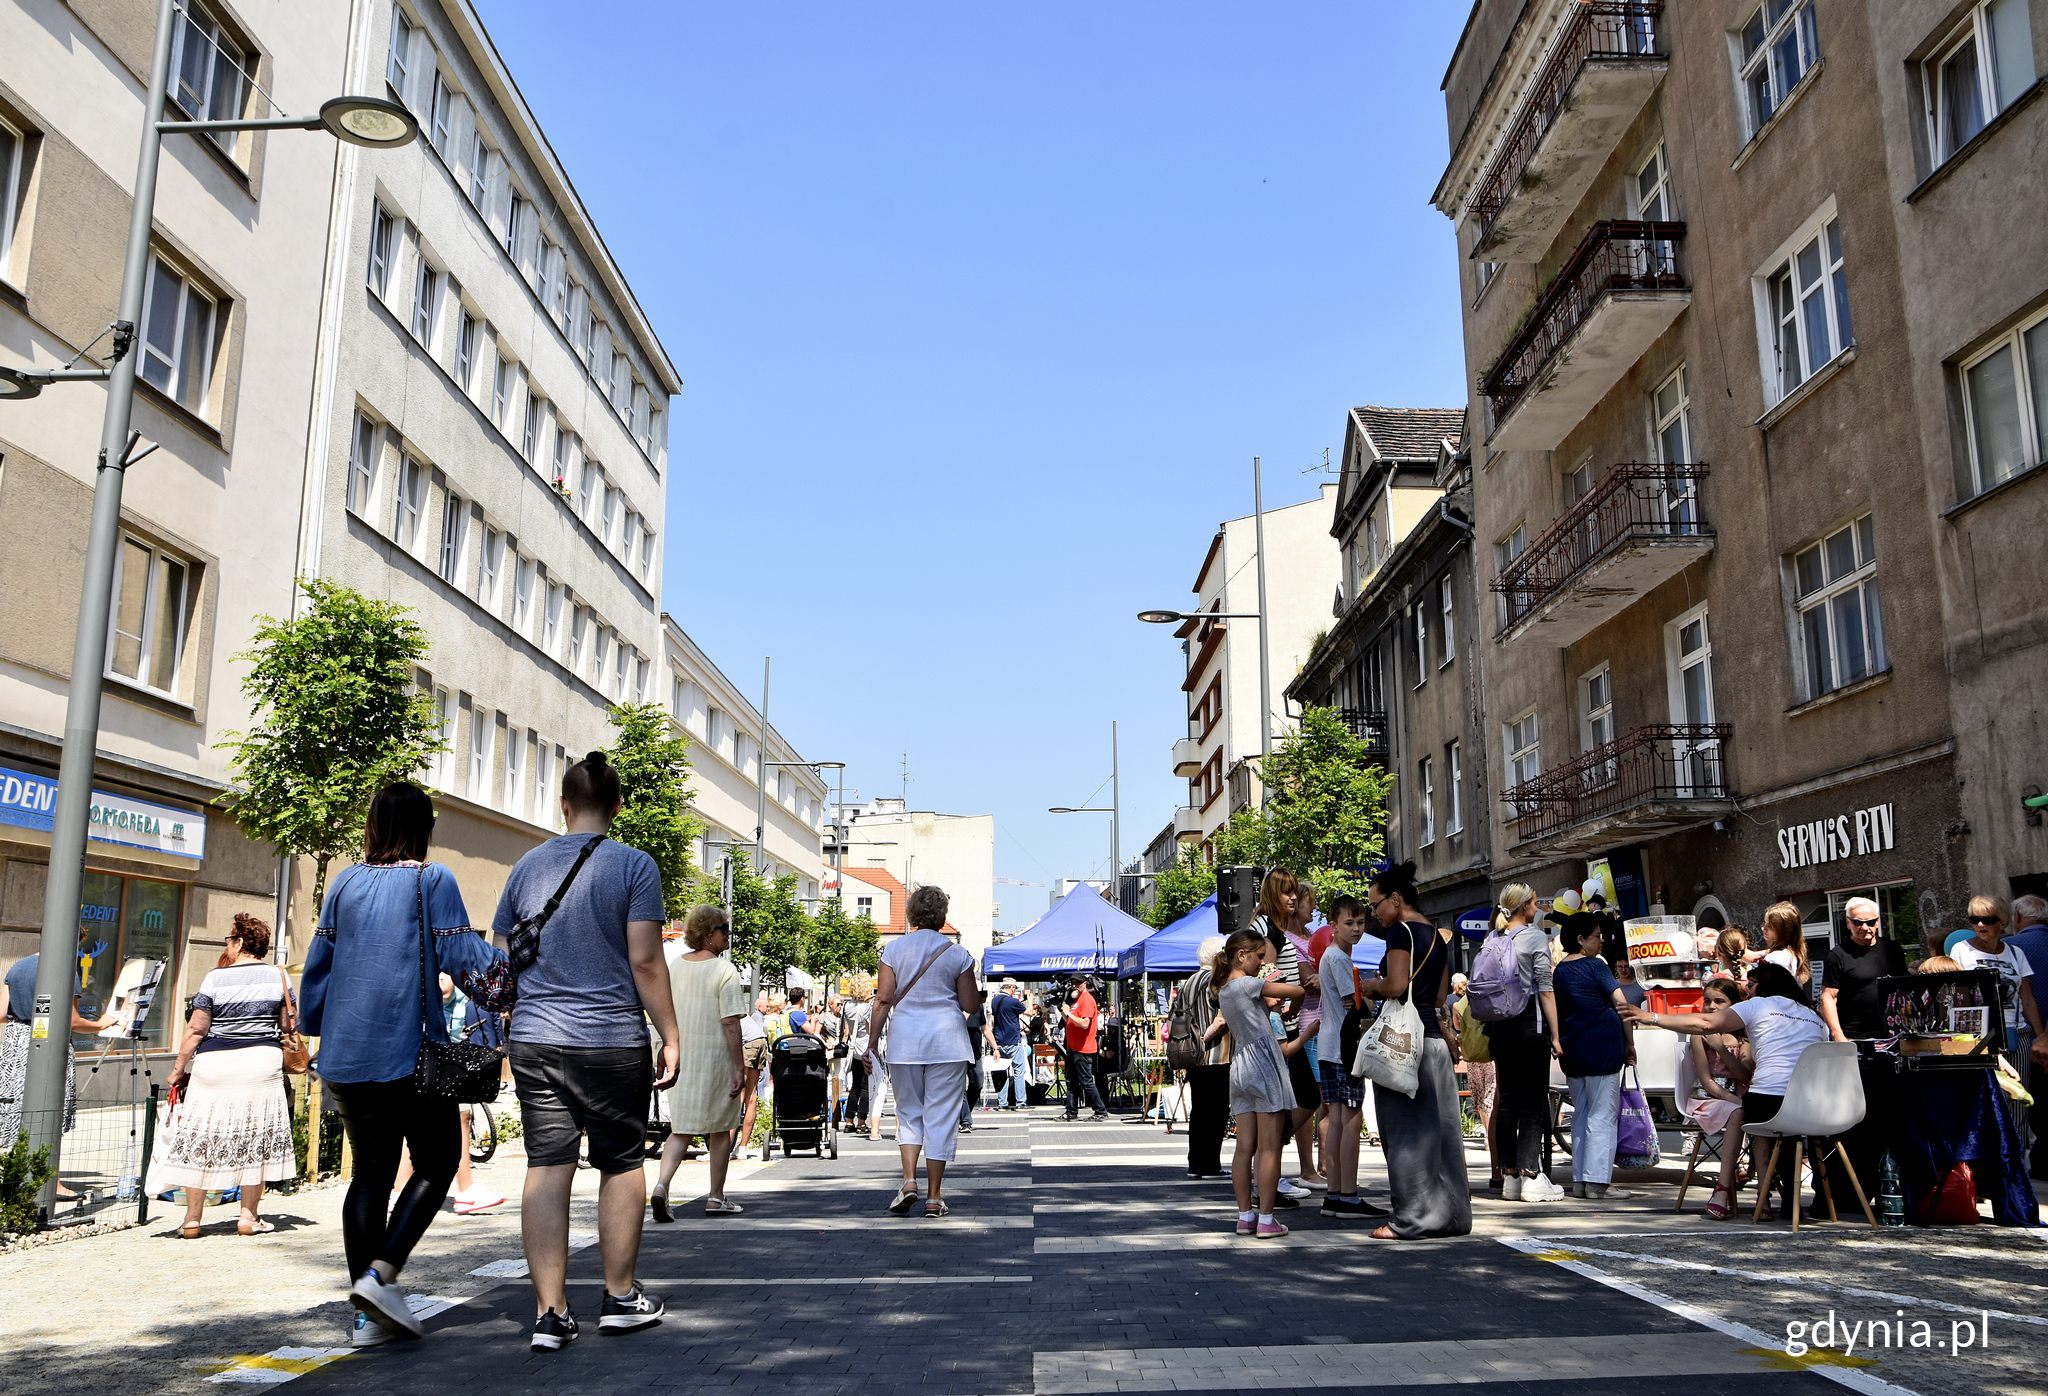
[[1468, 2, 1665, 236], [1337, 709, 1391, 759], [1501, 723, 1731, 844], [1478, 220, 1687, 424], [1491, 463, 1710, 629]]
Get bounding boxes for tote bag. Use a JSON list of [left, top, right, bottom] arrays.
[[1353, 940, 1424, 1098], [1614, 1066, 1661, 1168]]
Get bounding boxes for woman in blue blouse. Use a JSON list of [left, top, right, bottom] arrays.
[[1553, 921, 1637, 1201], [302, 783, 504, 1343]]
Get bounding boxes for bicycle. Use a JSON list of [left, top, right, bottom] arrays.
[[465, 1100, 497, 1164]]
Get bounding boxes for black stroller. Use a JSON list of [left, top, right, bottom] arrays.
[[767, 1034, 838, 1159]]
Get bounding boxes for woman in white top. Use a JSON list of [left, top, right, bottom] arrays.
[[1951, 895, 2048, 1058], [866, 884, 980, 1217]]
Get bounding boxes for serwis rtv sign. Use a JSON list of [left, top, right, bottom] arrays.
[[1778, 802, 1894, 871]]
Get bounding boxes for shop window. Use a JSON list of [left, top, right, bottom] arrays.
[[108, 536, 193, 698], [74, 871, 183, 1050], [1791, 881, 1922, 962], [1792, 513, 1885, 700]]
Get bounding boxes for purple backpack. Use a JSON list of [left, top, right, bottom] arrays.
[[1466, 928, 1529, 1022]]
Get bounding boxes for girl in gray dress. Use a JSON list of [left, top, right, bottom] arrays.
[[1201, 930, 1304, 1238]]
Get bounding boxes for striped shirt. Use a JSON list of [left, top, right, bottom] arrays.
[[192, 961, 290, 1052]]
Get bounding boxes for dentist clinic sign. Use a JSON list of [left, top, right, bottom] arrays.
[[1778, 801, 1893, 872], [0, 764, 206, 861]]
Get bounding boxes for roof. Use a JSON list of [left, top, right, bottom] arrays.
[[1352, 406, 1467, 462], [841, 865, 907, 933]]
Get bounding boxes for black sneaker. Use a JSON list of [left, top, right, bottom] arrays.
[[1269, 1192, 1300, 1210], [530, 1307, 580, 1352], [599, 1283, 666, 1334], [1091, 1111, 1110, 1121], [1321, 1197, 1390, 1219]]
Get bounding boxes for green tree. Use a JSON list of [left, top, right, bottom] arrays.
[[217, 578, 445, 927], [729, 852, 809, 984], [602, 702, 702, 921], [1255, 705, 1392, 906], [1144, 844, 1216, 929], [802, 896, 880, 981]]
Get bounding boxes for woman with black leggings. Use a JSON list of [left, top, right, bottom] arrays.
[[1480, 884, 1566, 1203], [302, 783, 505, 1344]]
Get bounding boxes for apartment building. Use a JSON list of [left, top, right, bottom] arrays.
[[294, 0, 681, 924], [1431, 0, 2046, 954], [1287, 407, 1487, 924], [1168, 484, 1339, 848], [828, 796, 994, 957], [0, 1, 348, 1059], [663, 616, 828, 904]]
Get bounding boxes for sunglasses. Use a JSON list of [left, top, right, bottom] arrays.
[[1968, 916, 2003, 925], [1848, 918, 1880, 927]]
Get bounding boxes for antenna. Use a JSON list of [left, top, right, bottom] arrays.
[[900, 752, 911, 803]]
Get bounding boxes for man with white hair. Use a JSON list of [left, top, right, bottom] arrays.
[[1819, 897, 1906, 1042], [2005, 895, 2048, 1173], [988, 977, 1033, 1110]]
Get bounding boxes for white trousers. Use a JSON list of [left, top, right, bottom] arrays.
[[889, 1061, 969, 1163]]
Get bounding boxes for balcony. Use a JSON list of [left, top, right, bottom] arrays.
[[1493, 464, 1713, 646], [1470, 3, 1669, 262], [1480, 221, 1690, 451], [1502, 724, 1733, 856], [1173, 805, 1204, 842], [1336, 709, 1391, 761], [1228, 759, 1257, 814], [1171, 737, 1203, 778]]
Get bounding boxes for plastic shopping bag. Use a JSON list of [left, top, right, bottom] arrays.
[[1615, 1068, 1661, 1168]]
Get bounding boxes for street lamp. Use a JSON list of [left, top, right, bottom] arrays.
[[765, 758, 844, 898], [7, 0, 418, 1220], [1050, 722, 1122, 907]]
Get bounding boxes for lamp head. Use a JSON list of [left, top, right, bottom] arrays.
[[319, 96, 419, 148], [0, 366, 46, 400], [1136, 610, 1183, 625]]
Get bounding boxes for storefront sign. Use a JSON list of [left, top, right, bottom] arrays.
[[1777, 802, 1894, 872], [0, 763, 206, 861], [1624, 915, 1700, 968]]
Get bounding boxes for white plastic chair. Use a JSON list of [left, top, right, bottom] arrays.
[[1671, 1030, 1727, 1212], [1741, 1040, 1876, 1230]]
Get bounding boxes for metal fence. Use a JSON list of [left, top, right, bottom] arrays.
[[1336, 708, 1391, 758], [1501, 723, 1731, 844], [1492, 463, 1710, 629]]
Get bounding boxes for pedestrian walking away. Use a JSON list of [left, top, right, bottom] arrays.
[[1180, 938, 1232, 1179], [738, 994, 768, 1156], [651, 906, 749, 1220], [154, 913, 296, 1238], [300, 782, 507, 1346], [493, 751, 679, 1352], [1360, 863, 1471, 1239], [1475, 882, 1566, 1202], [867, 884, 980, 1217]]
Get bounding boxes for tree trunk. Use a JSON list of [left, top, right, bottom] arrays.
[[310, 856, 331, 932]]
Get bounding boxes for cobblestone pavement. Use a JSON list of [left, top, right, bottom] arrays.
[[5, 1105, 2044, 1395]]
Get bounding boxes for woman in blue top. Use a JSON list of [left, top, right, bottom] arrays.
[[301, 783, 504, 1343], [1553, 921, 1637, 1201]]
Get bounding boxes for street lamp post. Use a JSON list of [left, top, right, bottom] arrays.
[[9, 0, 416, 1219], [1050, 721, 1122, 906]]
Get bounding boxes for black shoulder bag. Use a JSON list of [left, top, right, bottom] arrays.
[[412, 868, 507, 1104], [505, 835, 606, 979]]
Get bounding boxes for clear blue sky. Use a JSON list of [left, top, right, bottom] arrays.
[[480, 2, 1472, 930]]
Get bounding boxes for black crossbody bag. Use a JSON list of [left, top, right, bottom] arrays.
[[411, 867, 506, 1103]]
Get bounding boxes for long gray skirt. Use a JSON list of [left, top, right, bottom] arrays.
[[1373, 1036, 1472, 1238]]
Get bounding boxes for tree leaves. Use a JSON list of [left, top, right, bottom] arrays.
[[602, 702, 703, 922]]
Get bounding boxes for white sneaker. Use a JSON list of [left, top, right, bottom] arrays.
[[352, 1310, 397, 1348], [1587, 1185, 1634, 1201], [1276, 1178, 1311, 1199], [348, 1271, 424, 1339], [452, 1186, 505, 1214], [1522, 1174, 1568, 1202], [1502, 1175, 1523, 1201], [1293, 1177, 1329, 1192]]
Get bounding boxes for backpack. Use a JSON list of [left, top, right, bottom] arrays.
[[1164, 992, 1202, 1072], [1456, 997, 1491, 1063], [765, 1013, 793, 1045], [1467, 928, 1530, 1023]]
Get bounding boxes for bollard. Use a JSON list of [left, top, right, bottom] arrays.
[[137, 1083, 159, 1225]]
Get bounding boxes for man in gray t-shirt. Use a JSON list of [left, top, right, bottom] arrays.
[[497, 835, 667, 1048]]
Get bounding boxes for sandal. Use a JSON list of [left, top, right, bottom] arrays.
[[650, 1187, 673, 1224], [237, 1218, 273, 1235], [1370, 1225, 1399, 1240], [887, 1184, 920, 1216], [179, 1222, 202, 1240], [1703, 1184, 1732, 1221], [924, 1200, 951, 1218], [704, 1198, 744, 1216]]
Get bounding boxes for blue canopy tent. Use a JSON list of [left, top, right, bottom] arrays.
[[1117, 895, 1216, 977], [981, 881, 1157, 978]]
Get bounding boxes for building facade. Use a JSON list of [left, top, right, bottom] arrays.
[[829, 796, 994, 957], [1288, 407, 1488, 925], [292, 0, 683, 930], [0, 0, 349, 1070], [1431, 0, 2044, 955], [1169, 483, 1340, 849]]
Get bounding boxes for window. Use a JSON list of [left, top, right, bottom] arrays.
[[610, 347, 630, 410], [0, 118, 23, 275], [1494, 522, 1527, 573], [108, 537, 189, 695], [478, 527, 504, 608], [387, 7, 414, 95], [586, 316, 605, 376], [438, 491, 465, 582], [1925, 0, 2036, 165], [1504, 711, 1539, 818], [72, 872, 183, 1050], [347, 412, 379, 515], [411, 259, 439, 344], [548, 251, 568, 322], [600, 484, 618, 542], [368, 203, 396, 296], [504, 195, 526, 260], [536, 240, 555, 311], [429, 71, 455, 154], [542, 582, 562, 653], [567, 605, 586, 669], [856, 895, 874, 920], [622, 511, 641, 564], [513, 558, 536, 632], [1411, 603, 1427, 688], [634, 655, 648, 703], [1634, 143, 1674, 221], [1960, 310, 2048, 497], [1417, 757, 1435, 847], [1651, 366, 1700, 526], [491, 353, 511, 427], [523, 393, 542, 460], [1666, 606, 1722, 793], [1738, 0, 1819, 137], [1794, 514, 1886, 698], [431, 686, 454, 788], [504, 726, 523, 813], [139, 257, 215, 413], [639, 529, 655, 578], [1438, 575, 1455, 666], [454, 311, 477, 390], [614, 642, 630, 698], [1582, 664, 1615, 751], [552, 421, 573, 488], [1565, 458, 1594, 503], [1763, 214, 1851, 403], [578, 461, 599, 517], [173, 3, 250, 155], [466, 701, 490, 798], [466, 133, 488, 207], [393, 456, 425, 549], [1445, 742, 1464, 835], [533, 741, 555, 822]]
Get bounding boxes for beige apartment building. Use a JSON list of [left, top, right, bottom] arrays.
[[0, 1, 347, 1064], [291, 0, 682, 929], [1433, 0, 2046, 954]]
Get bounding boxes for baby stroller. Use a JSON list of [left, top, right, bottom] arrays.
[[767, 1034, 837, 1159]]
